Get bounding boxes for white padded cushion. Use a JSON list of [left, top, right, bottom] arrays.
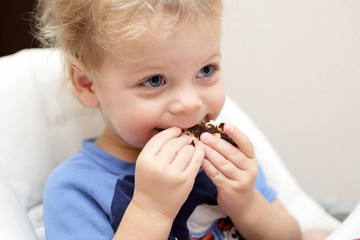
[[0, 168, 37, 240], [0, 49, 105, 209], [327, 202, 360, 239], [0, 49, 105, 239]]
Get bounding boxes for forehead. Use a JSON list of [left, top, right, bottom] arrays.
[[111, 17, 222, 62], [98, 18, 222, 79]]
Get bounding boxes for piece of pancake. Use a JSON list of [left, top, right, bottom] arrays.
[[181, 120, 237, 147]]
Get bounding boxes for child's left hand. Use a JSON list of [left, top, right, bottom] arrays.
[[200, 123, 258, 218]]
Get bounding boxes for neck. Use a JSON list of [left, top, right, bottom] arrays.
[[95, 127, 141, 163]]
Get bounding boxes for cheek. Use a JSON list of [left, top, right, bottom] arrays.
[[206, 82, 226, 117], [215, 88, 226, 108], [118, 105, 162, 147], [95, 87, 162, 148]]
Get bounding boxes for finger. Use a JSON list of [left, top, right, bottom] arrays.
[[201, 132, 248, 170], [171, 144, 195, 171], [203, 144, 241, 180], [186, 141, 205, 174], [157, 135, 193, 164], [224, 123, 255, 159], [201, 158, 226, 186], [142, 127, 182, 156]]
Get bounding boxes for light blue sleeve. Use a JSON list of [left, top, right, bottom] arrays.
[[43, 167, 116, 240], [255, 165, 277, 203]]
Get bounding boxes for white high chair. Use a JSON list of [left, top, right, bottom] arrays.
[[0, 48, 343, 239]]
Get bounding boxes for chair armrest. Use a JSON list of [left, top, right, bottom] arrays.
[[326, 202, 360, 239], [0, 168, 38, 240]]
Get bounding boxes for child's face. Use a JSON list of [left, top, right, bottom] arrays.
[[92, 18, 225, 153]]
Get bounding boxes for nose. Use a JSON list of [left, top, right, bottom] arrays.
[[168, 88, 203, 114]]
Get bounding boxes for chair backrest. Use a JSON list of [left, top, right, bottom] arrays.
[[0, 49, 105, 211]]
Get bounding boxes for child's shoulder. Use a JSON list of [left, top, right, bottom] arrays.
[[45, 138, 135, 197], [48, 139, 105, 180], [44, 150, 111, 196]]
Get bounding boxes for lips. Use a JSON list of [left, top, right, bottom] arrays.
[[154, 114, 211, 133]]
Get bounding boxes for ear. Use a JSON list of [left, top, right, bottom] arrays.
[[69, 63, 99, 108]]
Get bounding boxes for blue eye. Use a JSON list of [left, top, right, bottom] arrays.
[[196, 65, 215, 78], [142, 75, 165, 87]]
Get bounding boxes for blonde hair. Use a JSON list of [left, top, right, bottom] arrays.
[[36, 0, 223, 78]]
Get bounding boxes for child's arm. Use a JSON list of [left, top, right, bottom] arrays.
[[200, 123, 302, 240], [113, 127, 205, 240]]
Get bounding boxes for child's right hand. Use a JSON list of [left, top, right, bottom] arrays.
[[132, 127, 205, 221]]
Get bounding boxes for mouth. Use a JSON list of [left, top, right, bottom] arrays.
[[155, 127, 165, 132], [156, 116, 211, 132]]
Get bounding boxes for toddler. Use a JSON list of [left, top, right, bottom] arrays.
[[37, 0, 301, 239]]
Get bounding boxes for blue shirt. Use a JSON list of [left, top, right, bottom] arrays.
[[44, 139, 276, 240]]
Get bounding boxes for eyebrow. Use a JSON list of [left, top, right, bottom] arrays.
[[204, 51, 222, 63], [123, 50, 222, 76]]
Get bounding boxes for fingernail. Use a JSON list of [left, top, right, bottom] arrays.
[[200, 132, 211, 143], [183, 134, 192, 143], [172, 126, 181, 133], [225, 123, 234, 132], [195, 140, 204, 149]]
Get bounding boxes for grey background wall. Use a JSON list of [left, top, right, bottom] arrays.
[[221, 0, 360, 202]]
